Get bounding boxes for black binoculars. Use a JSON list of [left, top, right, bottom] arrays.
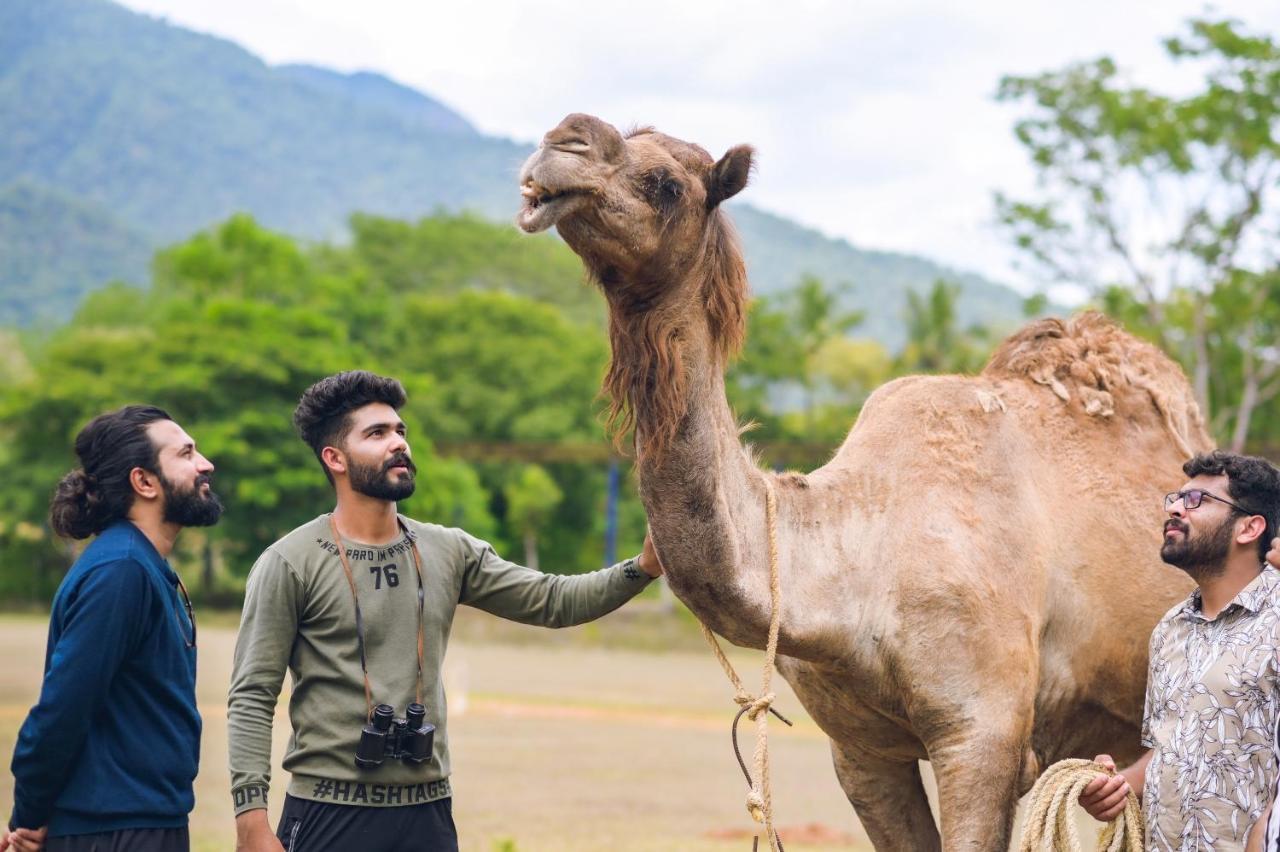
[[355, 703, 435, 768]]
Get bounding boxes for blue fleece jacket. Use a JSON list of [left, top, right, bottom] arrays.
[[8, 521, 200, 836]]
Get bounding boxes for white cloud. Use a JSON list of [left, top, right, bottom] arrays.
[[118, 0, 1280, 292]]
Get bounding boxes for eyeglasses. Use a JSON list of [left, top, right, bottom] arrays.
[[175, 577, 197, 649], [1164, 489, 1254, 516]]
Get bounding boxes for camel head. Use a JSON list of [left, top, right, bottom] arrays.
[[518, 113, 753, 281], [517, 113, 755, 459]]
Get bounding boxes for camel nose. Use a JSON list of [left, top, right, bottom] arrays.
[[545, 113, 624, 161]]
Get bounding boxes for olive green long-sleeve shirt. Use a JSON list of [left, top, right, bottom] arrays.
[[227, 514, 651, 814]]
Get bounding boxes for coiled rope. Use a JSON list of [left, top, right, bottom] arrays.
[[1017, 758, 1143, 852], [698, 477, 792, 852]]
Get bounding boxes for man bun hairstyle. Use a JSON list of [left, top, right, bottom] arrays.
[[1183, 450, 1280, 562], [293, 371, 407, 483], [49, 405, 172, 539]]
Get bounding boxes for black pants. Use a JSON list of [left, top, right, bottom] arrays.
[[45, 827, 189, 852], [277, 794, 458, 852]]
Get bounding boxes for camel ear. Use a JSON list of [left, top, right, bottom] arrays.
[[706, 145, 754, 209]]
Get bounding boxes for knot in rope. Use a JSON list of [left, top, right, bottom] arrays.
[[734, 690, 776, 722]]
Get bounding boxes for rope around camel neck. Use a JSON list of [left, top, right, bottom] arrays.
[[1017, 759, 1143, 852], [698, 476, 789, 852]]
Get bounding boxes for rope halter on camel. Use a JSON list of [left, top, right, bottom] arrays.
[[1017, 758, 1143, 852], [698, 476, 792, 852]]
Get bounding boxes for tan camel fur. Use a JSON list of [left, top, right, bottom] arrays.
[[517, 113, 1212, 851]]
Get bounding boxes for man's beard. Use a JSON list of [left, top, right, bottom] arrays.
[[349, 452, 417, 501], [161, 472, 224, 528], [1161, 514, 1236, 580]]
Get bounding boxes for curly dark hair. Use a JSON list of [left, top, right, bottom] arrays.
[[49, 405, 172, 539], [293, 371, 407, 483], [1182, 450, 1280, 562]]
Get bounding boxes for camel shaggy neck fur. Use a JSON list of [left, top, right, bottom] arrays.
[[518, 113, 1209, 851]]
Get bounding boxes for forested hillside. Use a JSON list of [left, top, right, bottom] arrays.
[[0, 0, 1028, 339]]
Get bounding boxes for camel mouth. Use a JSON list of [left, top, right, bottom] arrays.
[[517, 182, 587, 233]]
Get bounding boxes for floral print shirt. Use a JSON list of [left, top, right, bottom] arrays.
[[1142, 566, 1280, 851]]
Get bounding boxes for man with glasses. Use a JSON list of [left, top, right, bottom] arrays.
[[1258, 532, 1280, 851], [3, 406, 222, 852], [1076, 450, 1280, 850]]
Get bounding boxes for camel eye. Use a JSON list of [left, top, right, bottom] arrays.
[[643, 170, 684, 210]]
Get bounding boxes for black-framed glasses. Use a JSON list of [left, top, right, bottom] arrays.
[[175, 577, 197, 649], [1164, 488, 1254, 516]]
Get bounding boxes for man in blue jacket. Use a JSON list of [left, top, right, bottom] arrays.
[[3, 405, 223, 852]]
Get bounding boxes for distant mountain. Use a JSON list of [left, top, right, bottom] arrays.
[[0, 0, 1030, 344], [0, 181, 151, 325], [731, 205, 1025, 347], [275, 65, 477, 136], [0, 0, 525, 240]]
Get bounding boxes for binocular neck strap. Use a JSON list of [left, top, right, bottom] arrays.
[[409, 532, 426, 706], [329, 514, 427, 719]]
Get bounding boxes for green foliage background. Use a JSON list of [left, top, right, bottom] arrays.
[[0, 215, 611, 601], [2, 7, 1278, 606]]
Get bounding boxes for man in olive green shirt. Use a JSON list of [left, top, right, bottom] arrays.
[[229, 371, 661, 852]]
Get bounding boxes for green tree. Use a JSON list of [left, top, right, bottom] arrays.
[[503, 465, 564, 570], [729, 275, 864, 438], [0, 212, 665, 600], [400, 453, 497, 544], [381, 290, 608, 444], [997, 17, 1280, 450], [337, 213, 600, 326], [896, 280, 993, 375], [0, 216, 520, 598], [809, 337, 892, 402], [0, 293, 364, 592], [786, 276, 865, 424]]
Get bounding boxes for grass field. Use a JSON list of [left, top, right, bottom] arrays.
[[0, 607, 1102, 851]]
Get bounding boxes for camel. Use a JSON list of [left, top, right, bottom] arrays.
[[516, 113, 1211, 851]]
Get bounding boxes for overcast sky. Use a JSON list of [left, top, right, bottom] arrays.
[[117, 0, 1280, 294]]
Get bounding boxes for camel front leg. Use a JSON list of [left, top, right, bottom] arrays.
[[927, 729, 1032, 852], [830, 741, 940, 852]]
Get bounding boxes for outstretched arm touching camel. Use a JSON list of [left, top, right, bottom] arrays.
[[1079, 751, 1152, 822]]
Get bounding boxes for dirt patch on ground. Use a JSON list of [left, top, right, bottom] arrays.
[[706, 823, 862, 846]]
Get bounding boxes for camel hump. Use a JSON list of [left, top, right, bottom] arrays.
[[982, 312, 1207, 456]]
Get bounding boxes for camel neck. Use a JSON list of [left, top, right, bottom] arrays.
[[633, 326, 781, 651]]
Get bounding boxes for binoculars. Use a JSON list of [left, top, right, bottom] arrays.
[[355, 703, 435, 768]]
